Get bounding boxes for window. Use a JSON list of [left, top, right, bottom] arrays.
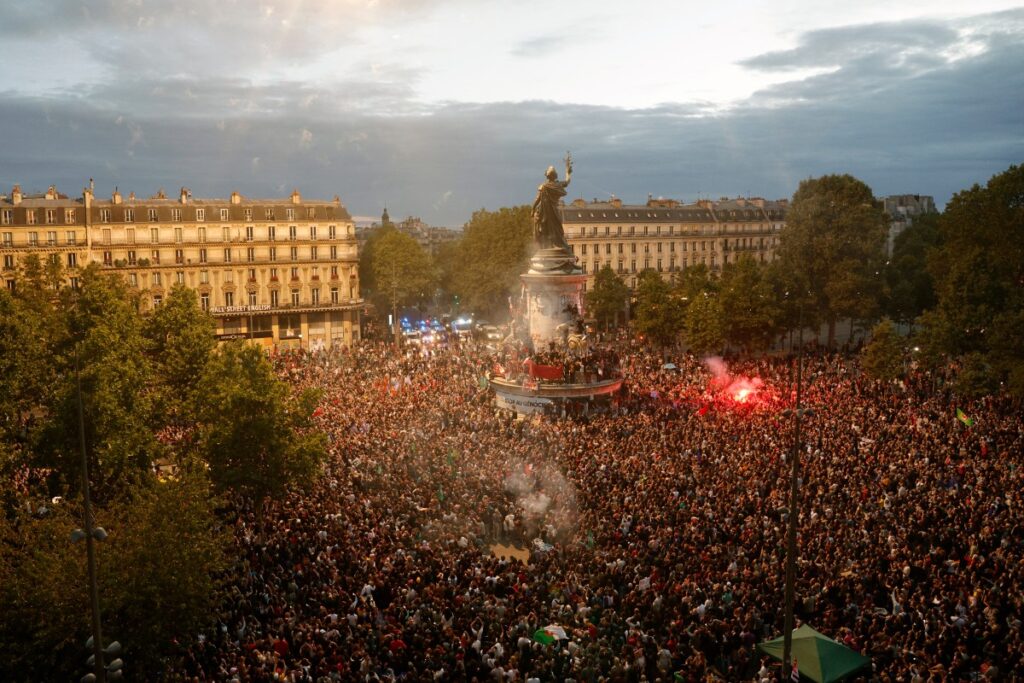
[[286, 208, 295, 220], [174, 249, 184, 264], [46, 209, 57, 224], [200, 293, 209, 311], [244, 208, 252, 221], [26, 210, 37, 225], [310, 225, 317, 240], [102, 251, 112, 265], [311, 288, 320, 305], [223, 249, 232, 263], [248, 291, 257, 306], [265, 208, 274, 220], [198, 227, 206, 242], [657, 243, 663, 253], [630, 260, 636, 273], [6, 279, 14, 291], [126, 228, 136, 244], [269, 247, 277, 261], [200, 270, 209, 284], [196, 208, 205, 222], [174, 227, 182, 243], [268, 225, 276, 241], [330, 265, 338, 278], [47, 231, 57, 246], [224, 269, 233, 282], [291, 289, 300, 305], [330, 245, 337, 259], [643, 244, 649, 254], [1, 232, 11, 247], [290, 266, 299, 280], [270, 267, 278, 280], [290, 246, 298, 260], [127, 250, 137, 265], [328, 225, 336, 239], [220, 208, 229, 221], [222, 227, 230, 242], [152, 272, 162, 286], [3, 254, 14, 269], [248, 268, 256, 281], [151, 227, 160, 243], [49, 254, 60, 265], [630, 244, 636, 254], [307, 207, 316, 219], [310, 246, 318, 260], [129, 273, 138, 287], [125, 208, 134, 222], [246, 225, 254, 241], [28, 232, 38, 246], [171, 208, 181, 222], [289, 225, 297, 240], [224, 291, 233, 307], [311, 266, 320, 279], [69, 276, 79, 289], [270, 290, 279, 307], [247, 247, 255, 262], [0, 210, 11, 225], [153, 295, 162, 307], [176, 271, 184, 285], [151, 250, 160, 264], [148, 208, 158, 222], [199, 249, 207, 264], [100, 209, 110, 223], [581, 244, 587, 255], [331, 287, 339, 303]]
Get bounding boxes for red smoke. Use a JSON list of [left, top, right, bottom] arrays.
[[704, 356, 764, 404]]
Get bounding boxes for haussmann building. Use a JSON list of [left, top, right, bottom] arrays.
[[0, 183, 362, 350]]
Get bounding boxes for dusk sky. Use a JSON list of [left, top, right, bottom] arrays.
[[2, 0, 1022, 225]]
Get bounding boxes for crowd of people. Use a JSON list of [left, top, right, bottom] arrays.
[[177, 337, 1023, 682], [493, 345, 622, 386]]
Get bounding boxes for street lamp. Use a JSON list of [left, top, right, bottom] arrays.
[[779, 301, 815, 680]]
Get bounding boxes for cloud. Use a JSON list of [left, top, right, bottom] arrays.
[[0, 9, 1020, 227], [510, 34, 574, 58]]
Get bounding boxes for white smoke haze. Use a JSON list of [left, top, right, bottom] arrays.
[[503, 459, 578, 540], [704, 355, 764, 403]]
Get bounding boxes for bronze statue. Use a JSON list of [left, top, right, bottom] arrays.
[[532, 152, 573, 253]]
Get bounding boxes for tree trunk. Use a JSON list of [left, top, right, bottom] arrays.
[[828, 318, 837, 348]]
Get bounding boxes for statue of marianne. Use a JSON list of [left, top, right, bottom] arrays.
[[532, 152, 573, 253]]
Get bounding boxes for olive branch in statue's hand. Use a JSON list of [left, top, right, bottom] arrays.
[[564, 151, 573, 182]]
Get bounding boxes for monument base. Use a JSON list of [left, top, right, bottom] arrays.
[[491, 376, 623, 416]]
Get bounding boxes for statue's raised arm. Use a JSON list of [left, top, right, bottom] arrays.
[[564, 152, 573, 186]]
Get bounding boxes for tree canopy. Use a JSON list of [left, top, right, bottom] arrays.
[[632, 269, 685, 347], [775, 174, 888, 346], [586, 265, 629, 329], [371, 229, 436, 314], [443, 206, 532, 317]]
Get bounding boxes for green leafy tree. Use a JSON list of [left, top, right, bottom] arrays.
[[143, 284, 217, 425], [685, 292, 725, 355], [0, 469, 228, 679], [447, 206, 532, 316], [372, 229, 436, 321], [885, 213, 940, 327], [37, 265, 160, 500], [775, 174, 889, 346], [586, 265, 629, 329], [673, 263, 716, 301], [718, 256, 779, 351], [196, 343, 327, 502], [632, 269, 685, 347], [919, 164, 1024, 396], [862, 319, 905, 381]]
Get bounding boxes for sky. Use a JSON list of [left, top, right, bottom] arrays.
[[1, 0, 1022, 226]]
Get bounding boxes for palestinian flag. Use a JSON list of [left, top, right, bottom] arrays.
[[956, 408, 974, 427], [533, 625, 567, 645]]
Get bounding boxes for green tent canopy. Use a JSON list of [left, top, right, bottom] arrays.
[[757, 625, 870, 683]]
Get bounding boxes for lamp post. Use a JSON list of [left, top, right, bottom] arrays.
[[781, 303, 814, 680]]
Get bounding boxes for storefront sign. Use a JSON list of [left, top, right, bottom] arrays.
[[210, 304, 271, 314]]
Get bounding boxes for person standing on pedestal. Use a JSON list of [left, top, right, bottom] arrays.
[[532, 153, 573, 253]]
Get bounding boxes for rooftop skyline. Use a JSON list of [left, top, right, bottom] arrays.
[[1, 0, 1022, 225]]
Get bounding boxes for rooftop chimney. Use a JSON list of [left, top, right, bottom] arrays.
[[11, 185, 22, 205], [291, 189, 301, 204], [230, 191, 241, 205], [112, 187, 122, 204], [46, 185, 58, 200], [180, 187, 189, 204]]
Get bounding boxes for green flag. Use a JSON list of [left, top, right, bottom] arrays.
[[956, 408, 974, 427]]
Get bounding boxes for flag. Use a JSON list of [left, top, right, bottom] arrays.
[[311, 406, 324, 417], [532, 625, 567, 645], [697, 404, 710, 416], [956, 408, 974, 427]]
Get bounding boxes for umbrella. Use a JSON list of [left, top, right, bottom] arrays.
[[662, 362, 678, 370], [757, 625, 870, 683]]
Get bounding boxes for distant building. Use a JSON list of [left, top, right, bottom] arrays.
[[356, 210, 460, 257], [882, 194, 936, 256], [0, 183, 361, 350], [561, 195, 787, 290]]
